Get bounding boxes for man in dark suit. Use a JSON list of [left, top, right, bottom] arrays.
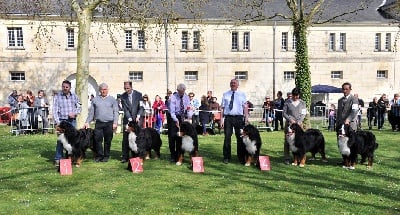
[[336, 82, 359, 166], [120, 81, 143, 163], [336, 82, 359, 132]]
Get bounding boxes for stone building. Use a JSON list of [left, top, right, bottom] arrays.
[[0, 0, 398, 107]]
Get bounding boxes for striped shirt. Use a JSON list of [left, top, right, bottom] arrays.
[[52, 91, 81, 124]]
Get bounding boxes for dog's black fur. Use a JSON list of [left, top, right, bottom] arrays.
[[337, 124, 379, 169], [195, 124, 215, 135], [286, 123, 327, 167], [127, 121, 162, 159], [56, 121, 96, 167], [241, 124, 262, 167], [177, 121, 199, 167]]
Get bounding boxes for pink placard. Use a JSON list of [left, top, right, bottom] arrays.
[[129, 157, 143, 173], [60, 159, 72, 175], [192, 157, 204, 173], [259, 156, 271, 171]]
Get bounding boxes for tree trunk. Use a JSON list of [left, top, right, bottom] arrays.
[[294, 19, 311, 129], [75, 9, 93, 128]]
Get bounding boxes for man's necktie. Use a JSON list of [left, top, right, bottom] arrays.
[[229, 91, 235, 110], [180, 96, 184, 113], [129, 94, 132, 104]]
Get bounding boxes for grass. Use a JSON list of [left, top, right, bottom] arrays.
[[0, 122, 399, 215]]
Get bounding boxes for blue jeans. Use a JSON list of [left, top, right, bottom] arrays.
[[54, 120, 76, 160], [154, 114, 162, 134]]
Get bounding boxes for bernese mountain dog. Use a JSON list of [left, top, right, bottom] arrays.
[[337, 124, 379, 169], [126, 121, 162, 160], [176, 121, 199, 167], [56, 121, 95, 167], [240, 124, 262, 167], [286, 123, 328, 167]]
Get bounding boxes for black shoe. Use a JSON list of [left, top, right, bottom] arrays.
[[120, 159, 128, 163], [95, 157, 103, 162], [337, 161, 345, 165], [284, 159, 290, 165], [223, 159, 229, 164], [102, 157, 109, 162]]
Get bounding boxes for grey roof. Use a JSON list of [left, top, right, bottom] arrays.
[[0, 0, 396, 24]]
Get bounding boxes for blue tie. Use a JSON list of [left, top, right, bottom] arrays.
[[229, 91, 235, 110]]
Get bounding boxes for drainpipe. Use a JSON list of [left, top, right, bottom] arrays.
[[164, 19, 169, 93], [273, 21, 276, 99]]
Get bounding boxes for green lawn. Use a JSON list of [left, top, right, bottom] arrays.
[[0, 123, 399, 215]]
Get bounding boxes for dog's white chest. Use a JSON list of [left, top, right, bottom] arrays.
[[286, 133, 298, 152], [181, 135, 194, 152], [243, 136, 257, 155], [58, 133, 73, 155], [338, 136, 350, 156], [128, 132, 138, 153]]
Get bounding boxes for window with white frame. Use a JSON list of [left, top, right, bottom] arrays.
[[243, 32, 250, 51], [339, 33, 346, 51], [184, 71, 198, 81], [7, 27, 24, 48], [376, 70, 388, 79], [231, 31, 250, 51], [385, 33, 391, 51], [66, 28, 75, 48], [329, 33, 335, 51], [331, 71, 343, 79], [284, 71, 295, 80], [181, 31, 188, 50], [375, 33, 381, 51], [10, 71, 25, 81], [193, 31, 200, 50], [137, 30, 145, 50], [235, 71, 248, 80], [231, 32, 238, 51], [292, 34, 296, 50], [125, 30, 133, 49], [281, 32, 288, 51], [129, 71, 143, 81]]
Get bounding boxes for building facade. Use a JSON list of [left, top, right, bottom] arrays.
[[0, 1, 398, 107]]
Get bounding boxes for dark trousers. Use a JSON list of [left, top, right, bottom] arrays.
[[94, 121, 114, 159], [223, 115, 245, 163], [377, 110, 385, 129], [167, 112, 182, 161], [274, 111, 283, 130]]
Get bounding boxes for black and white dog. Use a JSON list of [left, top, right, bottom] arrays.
[[56, 121, 96, 167], [337, 124, 379, 169], [177, 121, 199, 167], [286, 123, 328, 167], [241, 124, 262, 167], [126, 121, 162, 160]]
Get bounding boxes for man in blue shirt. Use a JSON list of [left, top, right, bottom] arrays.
[[220, 79, 248, 164], [167, 83, 192, 164]]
